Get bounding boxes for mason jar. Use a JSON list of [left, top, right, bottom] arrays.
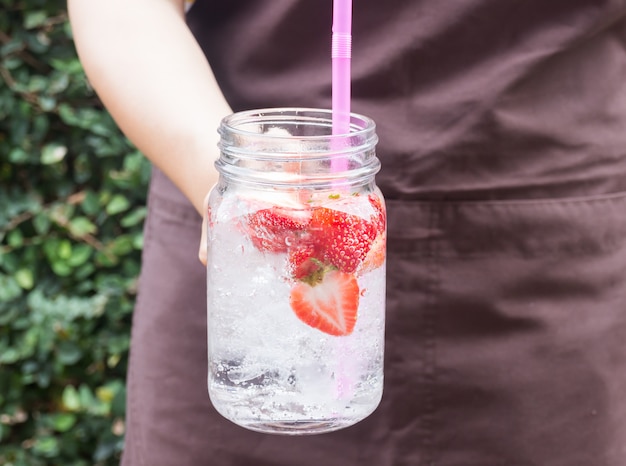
[[206, 108, 386, 435]]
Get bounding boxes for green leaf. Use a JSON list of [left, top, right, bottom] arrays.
[[2, 56, 22, 70], [7, 229, 24, 248], [57, 239, 72, 259], [106, 195, 130, 215], [21, 327, 39, 359], [47, 72, 70, 95], [80, 190, 100, 216], [62, 385, 81, 412], [57, 102, 79, 125], [111, 386, 127, 417], [74, 262, 96, 280], [14, 268, 34, 290], [51, 413, 77, 433], [8, 147, 30, 164], [93, 437, 119, 462], [32, 436, 60, 458], [51, 260, 73, 277], [0, 348, 20, 364], [56, 341, 83, 365], [96, 386, 115, 404], [79, 384, 95, 409], [1, 39, 24, 57], [67, 244, 92, 267], [107, 353, 121, 369], [95, 250, 119, 268], [42, 238, 59, 260], [38, 95, 57, 112], [36, 367, 52, 388], [0, 250, 20, 273], [41, 143, 67, 165], [68, 217, 97, 237], [133, 232, 144, 249], [48, 203, 75, 227], [32, 114, 50, 142], [32, 212, 51, 234], [0, 275, 22, 301], [110, 235, 134, 256], [50, 58, 83, 74], [0, 307, 19, 326], [120, 207, 147, 227], [27, 75, 48, 93], [24, 11, 47, 29]]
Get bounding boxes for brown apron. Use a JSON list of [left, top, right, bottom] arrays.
[[122, 1, 626, 464]]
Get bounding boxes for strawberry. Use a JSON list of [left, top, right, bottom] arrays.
[[368, 193, 386, 235], [288, 243, 323, 280], [289, 270, 359, 336], [308, 207, 377, 274], [359, 232, 386, 273], [244, 207, 311, 253]]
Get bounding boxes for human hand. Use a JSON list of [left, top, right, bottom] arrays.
[[198, 191, 210, 266]]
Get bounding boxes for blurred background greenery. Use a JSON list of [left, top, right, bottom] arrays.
[[1, 1, 150, 464]]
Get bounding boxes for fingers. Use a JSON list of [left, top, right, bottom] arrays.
[[199, 214, 208, 266], [198, 190, 211, 266]]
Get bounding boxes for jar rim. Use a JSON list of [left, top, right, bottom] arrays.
[[219, 107, 377, 143], [216, 108, 380, 187]]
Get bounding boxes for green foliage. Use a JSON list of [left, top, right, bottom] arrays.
[[0, 1, 149, 464]]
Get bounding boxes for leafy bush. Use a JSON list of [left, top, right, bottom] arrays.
[[0, 1, 149, 464]]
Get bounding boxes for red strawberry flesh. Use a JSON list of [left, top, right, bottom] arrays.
[[368, 193, 386, 234], [289, 270, 359, 336], [288, 243, 323, 280], [308, 207, 377, 274], [245, 207, 310, 253]]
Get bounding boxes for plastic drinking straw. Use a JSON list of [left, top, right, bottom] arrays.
[[331, 0, 353, 173], [331, 0, 356, 400]]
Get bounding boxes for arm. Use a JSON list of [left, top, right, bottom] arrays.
[[67, 0, 232, 216]]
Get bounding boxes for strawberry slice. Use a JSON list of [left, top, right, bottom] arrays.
[[289, 270, 359, 336], [244, 207, 311, 253], [368, 193, 386, 235], [359, 232, 386, 273], [309, 207, 377, 274]]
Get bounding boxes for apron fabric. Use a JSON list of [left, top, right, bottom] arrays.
[[122, 173, 626, 466], [122, 1, 626, 464]]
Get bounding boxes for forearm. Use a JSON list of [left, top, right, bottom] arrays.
[[68, 0, 232, 215]]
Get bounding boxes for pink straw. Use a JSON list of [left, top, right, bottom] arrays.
[[331, 1, 355, 400], [331, 0, 353, 173]]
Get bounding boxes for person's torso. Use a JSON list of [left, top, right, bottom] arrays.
[[187, 0, 626, 201]]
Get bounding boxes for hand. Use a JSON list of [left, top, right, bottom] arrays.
[[198, 191, 210, 266]]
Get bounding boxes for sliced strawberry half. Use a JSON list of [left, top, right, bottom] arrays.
[[244, 207, 311, 253], [308, 207, 377, 274], [289, 270, 359, 336]]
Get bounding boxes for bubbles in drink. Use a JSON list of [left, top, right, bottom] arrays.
[[207, 188, 386, 434]]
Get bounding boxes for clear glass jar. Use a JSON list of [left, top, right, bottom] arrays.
[[206, 108, 386, 435]]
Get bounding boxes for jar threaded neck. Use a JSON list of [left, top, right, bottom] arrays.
[[216, 108, 379, 188]]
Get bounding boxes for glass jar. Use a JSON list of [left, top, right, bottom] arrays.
[[206, 108, 386, 435]]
